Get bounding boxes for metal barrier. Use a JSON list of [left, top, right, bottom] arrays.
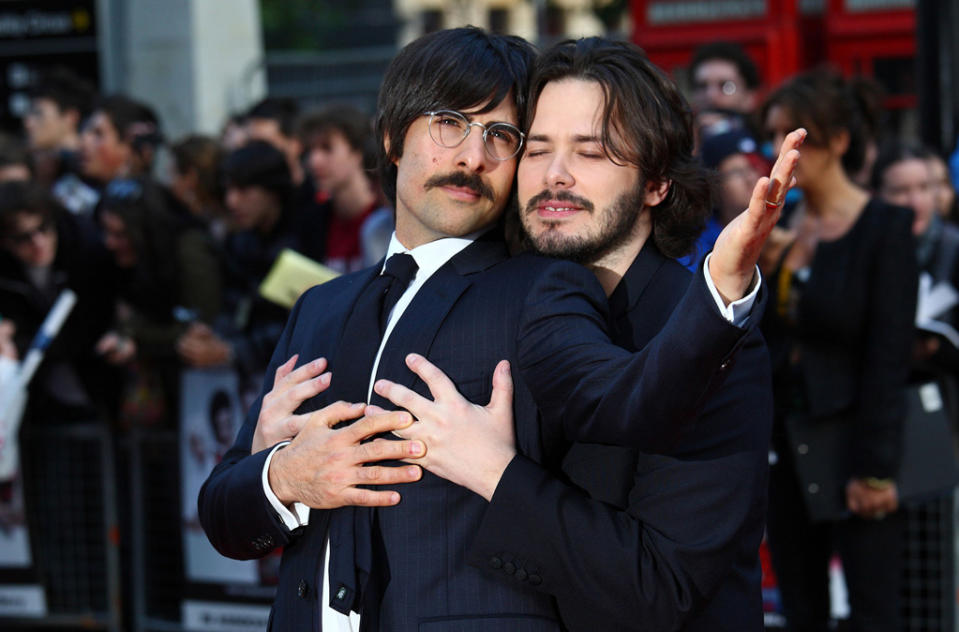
[[902, 494, 956, 631], [0, 422, 121, 631]]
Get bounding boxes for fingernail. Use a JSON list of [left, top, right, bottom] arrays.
[[407, 466, 420, 478], [406, 353, 420, 366], [503, 361, 511, 377], [352, 402, 365, 409], [409, 441, 423, 455], [312, 358, 323, 369], [319, 373, 331, 384]]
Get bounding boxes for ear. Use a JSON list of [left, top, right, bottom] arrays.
[[830, 129, 850, 157], [383, 133, 398, 166], [644, 179, 671, 208]]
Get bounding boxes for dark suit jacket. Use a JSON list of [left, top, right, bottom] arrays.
[[469, 243, 773, 631], [199, 232, 761, 631], [762, 199, 918, 479]]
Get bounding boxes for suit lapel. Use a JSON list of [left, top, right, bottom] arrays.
[[308, 265, 381, 407], [373, 233, 509, 397]]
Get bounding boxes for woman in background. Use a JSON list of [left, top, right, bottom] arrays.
[[761, 69, 918, 632]]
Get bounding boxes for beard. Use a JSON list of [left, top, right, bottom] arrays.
[[520, 186, 645, 265]]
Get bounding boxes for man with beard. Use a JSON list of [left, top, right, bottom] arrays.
[[200, 29, 801, 631], [371, 38, 778, 630]]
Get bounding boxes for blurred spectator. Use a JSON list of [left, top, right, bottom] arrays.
[[873, 140, 959, 381], [0, 134, 32, 182], [23, 66, 95, 186], [96, 177, 222, 426], [297, 104, 394, 271], [689, 41, 760, 116], [77, 95, 163, 214], [927, 151, 958, 221], [761, 68, 917, 632], [220, 112, 249, 152], [176, 141, 302, 396], [244, 97, 304, 186], [169, 135, 228, 240], [681, 128, 764, 270], [0, 181, 118, 423]]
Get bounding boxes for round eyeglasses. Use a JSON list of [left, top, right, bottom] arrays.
[[425, 110, 525, 161]]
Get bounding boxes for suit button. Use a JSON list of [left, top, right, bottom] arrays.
[[515, 569, 528, 582], [529, 574, 542, 586], [263, 535, 274, 548], [720, 359, 731, 371], [503, 562, 515, 575], [297, 580, 309, 599], [808, 483, 819, 494], [489, 556, 503, 569]]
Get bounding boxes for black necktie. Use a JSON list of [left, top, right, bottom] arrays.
[[330, 253, 418, 404], [326, 253, 418, 615]]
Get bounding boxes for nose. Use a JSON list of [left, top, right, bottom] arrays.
[[545, 154, 574, 189], [454, 128, 490, 173]]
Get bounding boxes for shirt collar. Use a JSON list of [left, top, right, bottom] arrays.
[[384, 229, 487, 279]]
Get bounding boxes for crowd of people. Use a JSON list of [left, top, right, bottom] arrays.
[[0, 73, 394, 429], [1, 28, 958, 632]]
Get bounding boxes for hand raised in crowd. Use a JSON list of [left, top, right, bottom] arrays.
[[95, 331, 137, 365], [846, 477, 899, 520], [267, 400, 425, 509], [710, 127, 806, 304], [372, 354, 516, 502], [176, 322, 232, 368]]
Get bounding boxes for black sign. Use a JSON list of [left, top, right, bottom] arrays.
[[0, 0, 99, 132]]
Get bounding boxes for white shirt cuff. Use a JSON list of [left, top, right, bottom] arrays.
[[262, 442, 310, 529], [702, 253, 761, 327]]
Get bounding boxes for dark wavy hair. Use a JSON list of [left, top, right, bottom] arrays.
[[527, 37, 711, 258], [762, 68, 881, 178], [374, 26, 536, 206]]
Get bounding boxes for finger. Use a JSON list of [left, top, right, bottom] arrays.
[[282, 372, 332, 410], [279, 357, 328, 395], [347, 410, 414, 442], [373, 378, 434, 420], [748, 176, 772, 222], [365, 404, 388, 416], [281, 412, 313, 439], [405, 353, 458, 401], [272, 354, 300, 389], [487, 360, 514, 413], [356, 437, 425, 463], [306, 401, 366, 429], [352, 462, 423, 486]]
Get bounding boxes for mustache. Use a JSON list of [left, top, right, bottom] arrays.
[[424, 171, 495, 202], [523, 189, 595, 215]]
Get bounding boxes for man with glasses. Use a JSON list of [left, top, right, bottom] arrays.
[[200, 27, 800, 631]]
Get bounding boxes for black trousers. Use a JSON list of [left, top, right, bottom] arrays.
[[766, 448, 904, 632]]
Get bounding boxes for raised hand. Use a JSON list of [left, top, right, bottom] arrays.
[[372, 354, 515, 501], [709, 128, 806, 304]]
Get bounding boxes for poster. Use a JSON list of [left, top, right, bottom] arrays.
[[179, 369, 273, 626]]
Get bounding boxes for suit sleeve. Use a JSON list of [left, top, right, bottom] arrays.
[[471, 331, 773, 631], [518, 261, 762, 451], [198, 289, 313, 560]]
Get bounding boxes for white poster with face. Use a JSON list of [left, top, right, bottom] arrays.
[[0, 471, 30, 568], [179, 368, 259, 585]]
